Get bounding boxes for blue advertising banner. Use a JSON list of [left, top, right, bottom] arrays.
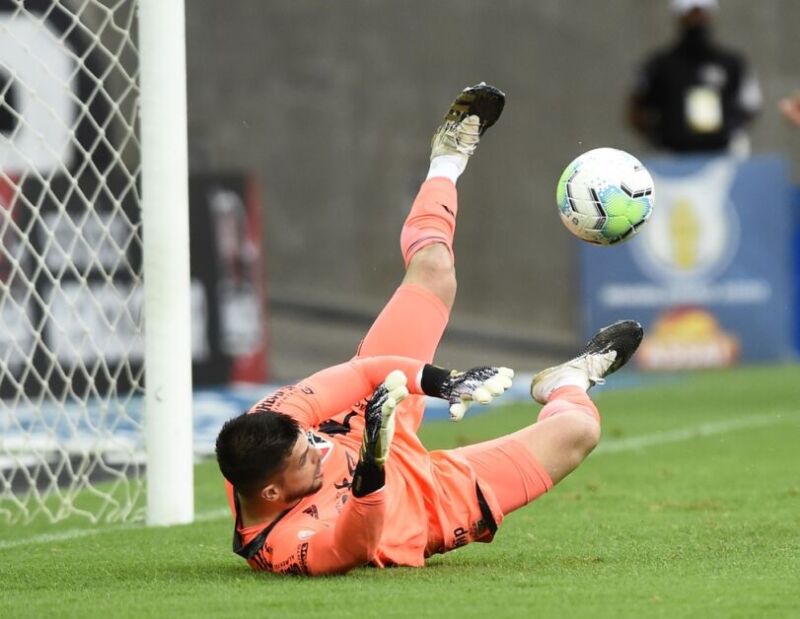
[[581, 155, 795, 370]]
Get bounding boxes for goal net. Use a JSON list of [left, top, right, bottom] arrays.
[[0, 0, 192, 525]]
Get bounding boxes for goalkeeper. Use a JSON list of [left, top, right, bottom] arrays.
[[215, 84, 643, 576]]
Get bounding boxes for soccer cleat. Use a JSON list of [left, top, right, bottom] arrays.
[[430, 82, 506, 160], [530, 320, 644, 404]]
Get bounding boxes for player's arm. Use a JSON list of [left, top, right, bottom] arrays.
[[266, 373, 408, 575], [256, 355, 514, 427], [257, 356, 425, 428], [734, 59, 762, 124]]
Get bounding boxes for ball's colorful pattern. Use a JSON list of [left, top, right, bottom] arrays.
[[556, 148, 654, 245]]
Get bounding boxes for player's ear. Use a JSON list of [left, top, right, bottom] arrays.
[[260, 483, 280, 503]]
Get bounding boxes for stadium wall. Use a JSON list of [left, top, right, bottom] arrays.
[[182, 0, 800, 376]]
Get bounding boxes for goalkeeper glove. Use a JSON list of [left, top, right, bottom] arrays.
[[421, 365, 514, 421], [352, 370, 408, 497]]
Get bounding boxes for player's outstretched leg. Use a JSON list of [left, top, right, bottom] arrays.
[[400, 83, 505, 306], [358, 83, 505, 362]]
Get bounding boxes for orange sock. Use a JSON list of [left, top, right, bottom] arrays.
[[537, 385, 600, 423], [400, 178, 458, 267]]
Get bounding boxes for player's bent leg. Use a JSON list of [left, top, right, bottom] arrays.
[[454, 397, 600, 515], [522, 320, 643, 486], [459, 320, 644, 516], [509, 404, 601, 486], [454, 433, 554, 515]]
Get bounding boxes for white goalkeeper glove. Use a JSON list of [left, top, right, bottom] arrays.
[[420, 365, 514, 421]]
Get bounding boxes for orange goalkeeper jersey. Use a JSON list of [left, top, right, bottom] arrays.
[[225, 355, 504, 576]]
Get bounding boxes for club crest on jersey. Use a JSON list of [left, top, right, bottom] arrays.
[[306, 430, 334, 462]]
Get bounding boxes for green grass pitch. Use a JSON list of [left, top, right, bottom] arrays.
[[2, 365, 799, 618]]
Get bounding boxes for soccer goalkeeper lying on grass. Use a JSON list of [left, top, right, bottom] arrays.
[[214, 83, 643, 576]]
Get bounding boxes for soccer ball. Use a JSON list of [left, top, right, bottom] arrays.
[[556, 147, 654, 245]]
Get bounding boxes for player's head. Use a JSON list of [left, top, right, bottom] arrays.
[[215, 411, 323, 504], [671, 0, 718, 28]]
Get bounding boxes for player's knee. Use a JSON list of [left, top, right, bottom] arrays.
[[405, 244, 456, 304], [553, 411, 601, 461], [569, 412, 601, 458], [412, 243, 455, 279]]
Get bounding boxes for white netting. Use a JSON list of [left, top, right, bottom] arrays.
[[0, 0, 144, 523]]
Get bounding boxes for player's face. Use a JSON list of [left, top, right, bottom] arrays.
[[680, 8, 713, 28], [278, 431, 323, 503]]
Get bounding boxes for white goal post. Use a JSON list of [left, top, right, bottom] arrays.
[[0, 0, 193, 526]]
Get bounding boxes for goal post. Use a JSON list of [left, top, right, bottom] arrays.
[[0, 0, 194, 526], [140, 0, 193, 526]]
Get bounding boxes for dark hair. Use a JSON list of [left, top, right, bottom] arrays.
[[215, 410, 300, 496]]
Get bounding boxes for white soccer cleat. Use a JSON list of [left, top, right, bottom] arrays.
[[530, 321, 643, 404], [430, 83, 505, 161]]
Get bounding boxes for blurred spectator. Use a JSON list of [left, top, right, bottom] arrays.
[[628, 0, 762, 155], [778, 93, 800, 128]]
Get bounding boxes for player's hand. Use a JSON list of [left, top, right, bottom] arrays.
[[437, 366, 514, 421], [359, 370, 409, 468]]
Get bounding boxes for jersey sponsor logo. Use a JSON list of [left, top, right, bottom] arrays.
[[297, 542, 309, 573], [273, 553, 301, 575], [302, 504, 319, 519], [297, 529, 317, 540], [332, 452, 357, 512], [453, 526, 469, 548], [251, 551, 272, 572], [318, 408, 362, 436], [271, 542, 311, 575], [333, 478, 351, 490], [252, 385, 296, 412], [332, 452, 358, 492]]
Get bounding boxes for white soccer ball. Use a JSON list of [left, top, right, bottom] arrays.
[[556, 147, 655, 245]]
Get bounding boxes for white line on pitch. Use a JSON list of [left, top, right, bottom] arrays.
[[594, 412, 792, 455], [0, 525, 136, 550], [0, 507, 231, 551], [1, 413, 794, 551]]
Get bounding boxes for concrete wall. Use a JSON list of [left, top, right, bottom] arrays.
[[183, 0, 800, 375]]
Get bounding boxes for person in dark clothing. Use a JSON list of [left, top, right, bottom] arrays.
[[628, 0, 762, 155]]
